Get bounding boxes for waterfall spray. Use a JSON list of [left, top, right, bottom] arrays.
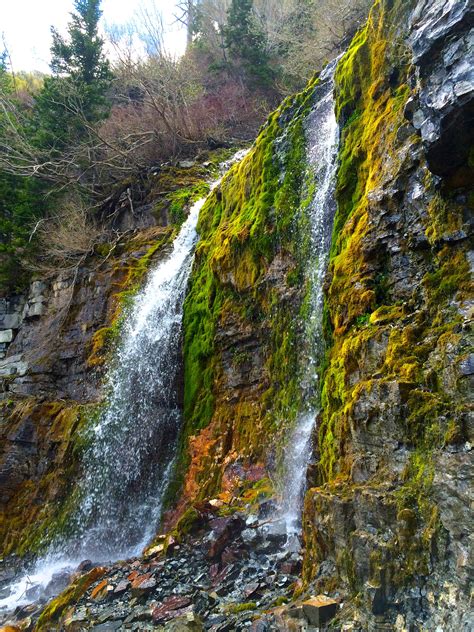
[[0, 150, 248, 614]]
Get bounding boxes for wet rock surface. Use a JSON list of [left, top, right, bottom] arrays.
[[0, 502, 333, 631], [408, 0, 474, 180]]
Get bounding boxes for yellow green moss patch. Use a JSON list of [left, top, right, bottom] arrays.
[[35, 567, 106, 630]]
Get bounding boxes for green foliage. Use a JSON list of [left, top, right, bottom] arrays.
[[0, 55, 50, 292], [0, 2, 113, 292], [0, 174, 48, 292], [34, 0, 112, 150], [225, 0, 275, 88], [51, 0, 110, 86]]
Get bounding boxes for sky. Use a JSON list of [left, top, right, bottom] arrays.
[[1, 0, 187, 73]]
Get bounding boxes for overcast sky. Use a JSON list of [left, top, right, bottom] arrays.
[[2, 0, 187, 73]]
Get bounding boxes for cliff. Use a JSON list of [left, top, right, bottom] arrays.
[[303, 1, 473, 629], [0, 0, 472, 630]]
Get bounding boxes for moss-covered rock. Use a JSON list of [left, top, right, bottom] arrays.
[[169, 77, 324, 516], [303, 0, 473, 627]]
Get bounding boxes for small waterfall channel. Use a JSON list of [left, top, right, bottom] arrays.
[[279, 60, 340, 539], [0, 150, 248, 614]]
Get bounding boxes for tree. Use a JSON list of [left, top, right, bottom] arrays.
[[51, 0, 111, 87], [0, 53, 48, 291], [175, 1, 203, 49], [224, 0, 274, 88], [35, 0, 112, 150]]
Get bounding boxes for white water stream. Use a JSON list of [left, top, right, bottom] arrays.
[[279, 60, 340, 538], [0, 150, 248, 614]]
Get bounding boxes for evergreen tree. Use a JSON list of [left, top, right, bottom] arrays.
[[0, 54, 47, 291], [224, 0, 274, 88], [34, 0, 112, 149], [50, 0, 110, 86]]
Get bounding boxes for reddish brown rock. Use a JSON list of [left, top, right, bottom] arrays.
[[243, 582, 261, 599], [90, 579, 109, 601], [280, 559, 302, 575], [221, 547, 239, 565], [206, 515, 244, 559], [152, 596, 193, 623], [131, 573, 156, 598]]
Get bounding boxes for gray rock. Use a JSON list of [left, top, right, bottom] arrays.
[[26, 302, 46, 318], [0, 355, 28, 377], [0, 313, 21, 330], [0, 330, 13, 343]]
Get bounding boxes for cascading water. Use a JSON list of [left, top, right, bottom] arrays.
[[0, 150, 248, 614], [279, 60, 340, 538]]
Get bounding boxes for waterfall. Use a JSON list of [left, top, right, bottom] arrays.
[[279, 60, 340, 538], [0, 150, 248, 613]]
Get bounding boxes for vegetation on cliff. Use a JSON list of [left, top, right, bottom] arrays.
[[0, 0, 472, 629], [174, 78, 320, 508], [303, 0, 473, 609], [0, 0, 370, 292]]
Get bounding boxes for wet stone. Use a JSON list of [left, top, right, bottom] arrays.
[[25, 584, 43, 601], [131, 576, 157, 598], [91, 622, 123, 632], [152, 595, 193, 623], [124, 605, 154, 623], [91, 579, 110, 601], [44, 570, 72, 598], [0, 586, 11, 599], [97, 606, 122, 623], [77, 559, 94, 572], [241, 529, 259, 546], [66, 607, 89, 624]]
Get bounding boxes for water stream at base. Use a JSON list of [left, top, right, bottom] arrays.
[[0, 150, 248, 614], [278, 60, 340, 539]]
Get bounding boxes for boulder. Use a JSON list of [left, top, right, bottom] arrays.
[[302, 596, 338, 626]]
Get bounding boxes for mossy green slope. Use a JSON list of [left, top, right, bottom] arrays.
[[174, 78, 322, 509]]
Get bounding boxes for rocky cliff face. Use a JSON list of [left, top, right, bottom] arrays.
[[0, 0, 472, 629], [303, 0, 473, 629], [0, 160, 217, 557]]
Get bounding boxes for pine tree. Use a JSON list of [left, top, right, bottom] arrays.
[[224, 0, 274, 88], [50, 0, 111, 87], [0, 54, 47, 291], [34, 0, 112, 149]]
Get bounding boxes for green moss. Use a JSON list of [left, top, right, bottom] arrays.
[[175, 507, 201, 539], [369, 304, 405, 325], [167, 182, 210, 227], [225, 601, 257, 614], [423, 246, 471, 305], [425, 192, 463, 245], [171, 78, 323, 504]]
